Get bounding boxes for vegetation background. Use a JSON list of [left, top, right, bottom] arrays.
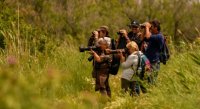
[[0, 0, 200, 109]]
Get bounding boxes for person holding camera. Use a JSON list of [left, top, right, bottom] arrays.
[[87, 26, 113, 97], [88, 30, 99, 46], [88, 26, 112, 48], [119, 41, 142, 96], [90, 39, 112, 97], [116, 29, 130, 49], [87, 26, 113, 76], [128, 20, 143, 50], [141, 20, 165, 84]]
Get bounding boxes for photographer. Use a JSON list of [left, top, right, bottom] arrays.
[[119, 41, 141, 96], [128, 20, 143, 50], [116, 29, 130, 49], [90, 39, 112, 97], [142, 20, 165, 84], [87, 25, 113, 76], [88, 26, 111, 48]]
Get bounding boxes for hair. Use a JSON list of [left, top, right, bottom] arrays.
[[150, 20, 161, 32], [106, 31, 109, 36], [101, 30, 109, 36], [99, 26, 109, 37], [98, 38, 108, 47], [126, 41, 139, 51]]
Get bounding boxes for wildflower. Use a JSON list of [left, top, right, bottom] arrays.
[[7, 55, 17, 67]]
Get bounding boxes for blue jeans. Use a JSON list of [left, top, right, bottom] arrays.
[[121, 78, 140, 96], [148, 61, 160, 85]]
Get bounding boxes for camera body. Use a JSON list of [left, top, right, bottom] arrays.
[[140, 24, 146, 29], [117, 32, 123, 36]]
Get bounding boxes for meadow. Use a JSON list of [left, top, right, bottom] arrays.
[[0, 37, 200, 109], [0, 0, 200, 108]]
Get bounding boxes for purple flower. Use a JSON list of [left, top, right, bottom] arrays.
[[7, 55, 17, 66]]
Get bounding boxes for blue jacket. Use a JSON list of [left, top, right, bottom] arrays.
[[144, 33, 164, 63]]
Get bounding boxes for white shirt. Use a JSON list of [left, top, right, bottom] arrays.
[[121, 51, 142, 81]]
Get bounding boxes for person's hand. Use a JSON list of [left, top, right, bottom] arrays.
[[140, 22, 151, 39], [105, 49, 111, 54], [145, 65, 151, 71], [118, 49, 124, 58], [89, 49, 96, 55], [92, 30, 99, 39], [143, 42, 148, 48], [119, 49, 125, 63], [144, 22, 151, 29], [119, 29, 128, 37], [137, 32, 142, 37]]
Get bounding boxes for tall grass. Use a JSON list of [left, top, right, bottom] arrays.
[[0, 28, 200, 109]]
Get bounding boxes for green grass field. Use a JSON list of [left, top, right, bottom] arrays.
[[1, 0, 200, 108], [0, 40, 200, 109]]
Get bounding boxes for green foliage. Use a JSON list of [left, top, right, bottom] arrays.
[[0, 0, 200, 109], [2, 0, 200, 43], [1, 39, 200, 109], [191, 50, 200, 65], [0, 43, 93, 109]]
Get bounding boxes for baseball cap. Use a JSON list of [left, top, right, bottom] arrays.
[[128, 20, 140, 28]]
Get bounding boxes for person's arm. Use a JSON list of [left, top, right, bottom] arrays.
[[88, 31, 99, 46], [158, 34, 165, 51], [121, 55, 137, 69], [90, 49, 101, 62], [119, 29, 130, 43], [122, 30, 130, 43], [124, 35, 131, 43], [145, 28, 151, 39], [88, 36, 94, 46], [115, 37, 120, 48], [92, 31, 99, 46], [93, 52, 101, 62], [144, 22, 152, 39], [119, 51, 126, 63]]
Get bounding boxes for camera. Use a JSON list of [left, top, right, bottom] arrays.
[[117, 32, 125, 39], [79, 46, 99, 52], [117, 32, 123, 36], [117, 32, 123, 35], [140, 24, 146, 29], [117, 29, 127, 37], [79, 46, 101, 62]]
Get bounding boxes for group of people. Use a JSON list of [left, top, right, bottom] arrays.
[[87, 20, 165, 97]]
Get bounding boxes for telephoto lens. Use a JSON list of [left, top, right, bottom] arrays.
[[79, 46, 97, 52]]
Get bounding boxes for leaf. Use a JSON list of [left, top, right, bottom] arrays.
[[190, 53, 200, 65]]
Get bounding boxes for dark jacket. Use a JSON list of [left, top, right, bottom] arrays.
[[128, 32, 142, 50], [144, 33, 164, 63]]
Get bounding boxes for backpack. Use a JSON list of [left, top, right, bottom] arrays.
[[108, 39, 120, 75], [132, 52, 151, 80], [108, 54, 120, 75], [159, 36, 170, 65]]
